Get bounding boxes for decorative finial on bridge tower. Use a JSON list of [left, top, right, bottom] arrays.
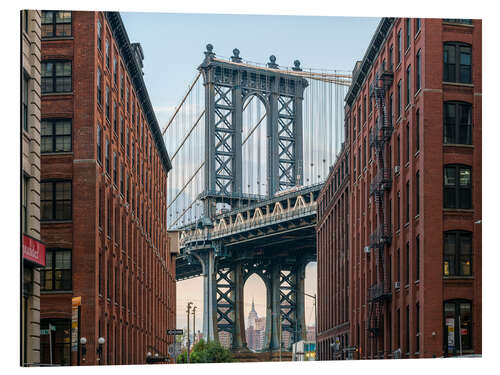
[[267, 55, 278, 69], [204, 43, 215, 62], [231, 48, 242, 63], [292, 60, 302, 71]]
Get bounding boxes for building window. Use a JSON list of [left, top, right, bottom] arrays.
[[40, 318, 71, 366], [120, 74, 124, 99], [105, 139, 110, 174], [41, 249, 72, 291], [113, 152, 117, 185], [97, 19, 102, 51], [397, 191, 401, 230], [113, 102, 117, 132], [389, 45, 394, 71], [113, 57, 117, 86], [97, 68, 102, 106], [105, 39, 110, 69], [397, 29, 402, 65], [105, 87, 110, 121], [415, 235, 420, 281], [416, 50, 421, 92], [389, 93, 393, 125], [416, 303, 420, 353], [120, 116, 124, 145], [443, 19, 473, 25], [97, 124, 102, 164], [23, 74, 29, 131], [415, 110, 420, 152], [41, 11, 71, 38], [444, 42, 472, 84], [444, 102, 472, 145], [444, 164, 472, 209], [405, 180, 410, 223], [397, 80, 402, 118], [41, 181, 72, 221], [444, 231, 472, 276], [120, 165, 124, 194], [406, 65, 411, 106], [42, 61, 72, 93], [444, 300, 472, 355], [405, 305, 410, 353], [41, 119, 72, 153], [415, 171, 420, 215], [405, 123, 409, 162], [415, 18, 421, 34], [397, 134, 401, 166], [406, 18, 411, 50], [22, 175, 28, 233], [24, 10, 29, 33]]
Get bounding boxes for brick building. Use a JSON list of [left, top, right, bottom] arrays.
[[317, 17, 481, 360], [21, 9, 44, 366], [38, 11, 176, 365], [316, 144, 350, 360]]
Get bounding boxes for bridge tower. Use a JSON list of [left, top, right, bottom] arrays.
[[198, 44, 308, 217]]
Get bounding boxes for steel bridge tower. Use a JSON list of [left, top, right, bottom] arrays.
[[198, 44, 309, 217]]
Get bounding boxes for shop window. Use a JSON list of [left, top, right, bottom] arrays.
[[444, 300, 472, 355]]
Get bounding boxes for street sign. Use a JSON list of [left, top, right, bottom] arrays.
[[167, 329, 183, 335]]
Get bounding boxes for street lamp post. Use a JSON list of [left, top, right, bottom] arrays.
[[192, 306, 197, 345], [304, 293, 317, 361], [97, 337, 105, 365], [186, 302, 193, 363], [79, 337, 87, 365]]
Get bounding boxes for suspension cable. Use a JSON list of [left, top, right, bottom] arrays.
[[162, 71, 201, 135]]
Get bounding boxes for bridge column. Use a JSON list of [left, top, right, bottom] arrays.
[[295, 261, 307, 342], [202, 250, 217, 342], [267, 78, 280, 198], [231, 262, 248, 351], [269, 262, 281, 351]]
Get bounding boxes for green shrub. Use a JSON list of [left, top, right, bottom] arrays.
[[176, 339, 235, 363]]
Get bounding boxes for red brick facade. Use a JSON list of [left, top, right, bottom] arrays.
[[317, 145, 350, 360], [317, 18, 481, 360], [39, 11, 176, 365]]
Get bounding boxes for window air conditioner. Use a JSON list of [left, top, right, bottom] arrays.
[[394, 281, 400, 289], [394, 165, 400, 174], [364, 246, 371, 254]]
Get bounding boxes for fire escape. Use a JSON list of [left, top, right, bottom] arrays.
[[367, 68, 394, 343]]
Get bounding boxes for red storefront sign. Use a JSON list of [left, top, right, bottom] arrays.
[[23, 235, 46, 267]]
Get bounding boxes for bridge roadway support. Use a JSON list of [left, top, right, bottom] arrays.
[[196, 249, 216, 342], [192, 247, 311, 351], [231, 262, 248, 351]]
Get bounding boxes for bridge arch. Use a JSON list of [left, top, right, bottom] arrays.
[[243, 271, 271, 352]]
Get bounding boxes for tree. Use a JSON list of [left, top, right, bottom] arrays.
[[176, 339, 235, 363]]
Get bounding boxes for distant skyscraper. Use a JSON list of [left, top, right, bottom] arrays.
[[247, 297, 258, 328]]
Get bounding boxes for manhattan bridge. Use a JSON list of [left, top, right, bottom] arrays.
[[163, 44, 350, 355]]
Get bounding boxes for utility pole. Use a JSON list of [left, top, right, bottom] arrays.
[[192, 306, 197, 346], [186, 302, 193, 363]]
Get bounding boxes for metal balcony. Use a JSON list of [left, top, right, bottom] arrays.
[[368, 282, 392, 302]]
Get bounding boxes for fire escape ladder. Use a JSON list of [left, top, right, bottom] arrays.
[[367, 68, 394, 338]]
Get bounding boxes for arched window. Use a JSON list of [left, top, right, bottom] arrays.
[[444, 230, 472, 276], [443, 42, 472, 84], [444, 164, 472, 209], [443, 299, 472, 356], [444, 101, 472, 145]]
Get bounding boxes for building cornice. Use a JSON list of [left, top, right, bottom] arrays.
[[105, 11, 172, 174], [345, 17, 395, 108]]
